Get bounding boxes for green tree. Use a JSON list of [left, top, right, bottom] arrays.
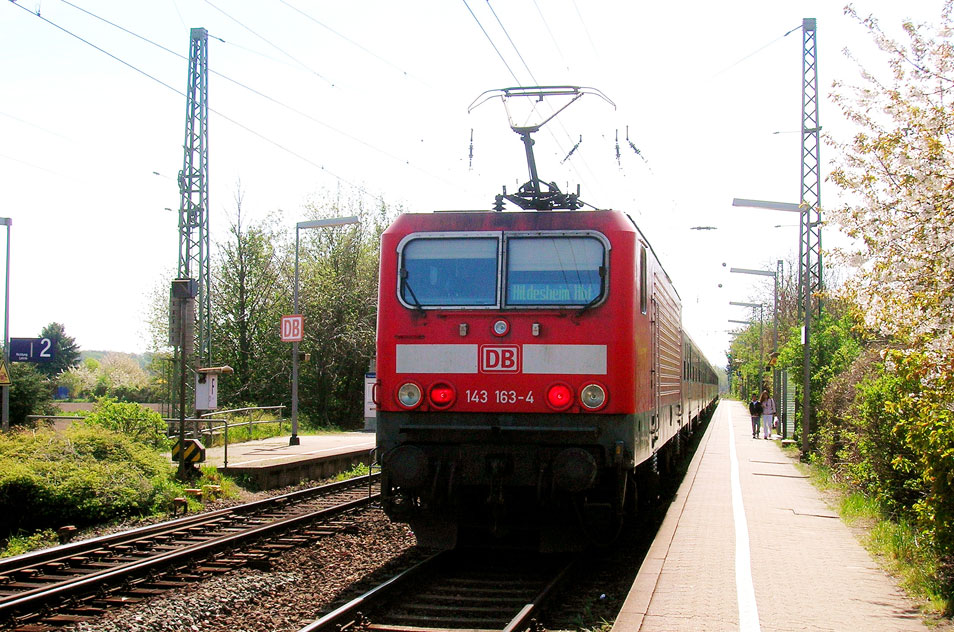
[[8, 363, 56, 425], [211, 188, 290, 407], [294, 194, 397, 427], [146, 186, 399, 427], [776, 306, 864, 445], [35, 322, 80, 378], [725, 256, 801, 399]]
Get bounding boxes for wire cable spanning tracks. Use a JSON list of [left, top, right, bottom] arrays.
[[0, 474, 380, 630], [300, 549, 576, 632]]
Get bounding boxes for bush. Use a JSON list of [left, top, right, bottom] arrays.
[[778, 310, 863, 445], [886, 352, 954, 584], [817, 348, 954, 608], [818, 349, 922, 519], [79, 398, 169, 450], [0, 425, 175, 534], [9, 363, 56, 426]]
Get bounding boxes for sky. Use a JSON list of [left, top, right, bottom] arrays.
[[0, 0, 947, 364]]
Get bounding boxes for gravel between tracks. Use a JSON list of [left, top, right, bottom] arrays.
[[65, 508, 417, 632]]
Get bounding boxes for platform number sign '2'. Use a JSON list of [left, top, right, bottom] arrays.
[[10, 338, 55, 363]]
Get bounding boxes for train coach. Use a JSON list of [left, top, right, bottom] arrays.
[[373, 207, 719, 550]]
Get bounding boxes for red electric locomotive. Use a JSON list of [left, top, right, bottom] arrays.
[[373, 87, 718, 550]]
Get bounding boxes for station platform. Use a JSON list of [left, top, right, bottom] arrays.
[[612, 400, 928, 631], [181, 432, 376, 490]]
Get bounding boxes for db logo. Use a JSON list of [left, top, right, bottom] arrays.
[[480, 345, 520, 373]]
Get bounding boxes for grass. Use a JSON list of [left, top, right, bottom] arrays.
[[1, 529, 59, 558], [868, 518, 949, 615], [199, 419, 347, 447], [330, 462, 370, 481]]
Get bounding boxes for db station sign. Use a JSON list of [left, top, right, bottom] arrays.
[[280, 314, 304, 342]]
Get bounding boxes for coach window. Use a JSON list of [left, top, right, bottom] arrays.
[[505, 236, 605, 307], [399, 237, 498, 307]]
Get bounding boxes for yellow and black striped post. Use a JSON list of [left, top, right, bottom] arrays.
[[171, 438, 206, 464]]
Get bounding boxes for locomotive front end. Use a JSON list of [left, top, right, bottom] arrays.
[[375, 211, 639, 550]]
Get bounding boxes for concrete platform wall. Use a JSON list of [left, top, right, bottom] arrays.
[[219, 449, 372, 490]]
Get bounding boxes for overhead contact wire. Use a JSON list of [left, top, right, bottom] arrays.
[[461, 0, 522, 85], [203, 0, 336, 86], [39, 0, 461, 194], [276, 0, 426, 85], [467, 1, 590, 190], [10, 1, 183, 96], [532, 0, 569, 72], [711, 24, 801, 78], [486, 0, 538, 85], [8, 0, 382, 201]]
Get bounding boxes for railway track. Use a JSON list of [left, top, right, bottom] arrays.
[[0, 474, 380, 631], [300, 549, 576, 632]]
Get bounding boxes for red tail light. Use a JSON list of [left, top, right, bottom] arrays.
[[428, 382, 456, 408], [546, 383, 574, 410]]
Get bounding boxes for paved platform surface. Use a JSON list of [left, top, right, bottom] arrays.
[[182, 432, 376, 469], [613, 399, 927, 632]]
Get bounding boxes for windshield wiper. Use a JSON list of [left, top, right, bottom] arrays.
[[576, 266, 606, 317], [400, 268, 426, 314]]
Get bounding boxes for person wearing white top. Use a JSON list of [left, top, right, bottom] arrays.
[[759, 389, 776, 439]]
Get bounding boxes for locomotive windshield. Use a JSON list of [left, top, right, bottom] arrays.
[[400, 237, 498, 306], [506, 236, 605, 306], [397, 232, 607, 309]]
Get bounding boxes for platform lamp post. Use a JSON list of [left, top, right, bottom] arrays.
[[731, 262, 785, 436], [732, 197, 815, 455], [729, 316, 759, 400], [1, 218, 9, 432], [730, 302, 764, 384], [290, 216, 360, 446]]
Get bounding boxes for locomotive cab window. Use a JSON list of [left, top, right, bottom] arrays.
[[505, 236, 606, 307], [399, 237, 498, 307]]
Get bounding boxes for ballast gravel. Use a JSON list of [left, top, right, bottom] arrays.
[[66, 509, 418, 632]]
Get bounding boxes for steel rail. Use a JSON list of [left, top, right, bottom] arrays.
[[297, 551, 447, 632], [502, 556, 577, 632], [0, 486, 378, 618], [0, 473, 378, 576], [297, 551, 576, 632]]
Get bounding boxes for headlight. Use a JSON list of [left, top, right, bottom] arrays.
[[579, 383, 607, 410], [396, 382, 423, 409]]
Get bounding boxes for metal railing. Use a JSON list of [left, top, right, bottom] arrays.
[[197, 405, 287, 468]]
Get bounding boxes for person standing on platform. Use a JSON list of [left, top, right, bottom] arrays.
[[760, 389, 777, 439], [748, 393, 762, 438]]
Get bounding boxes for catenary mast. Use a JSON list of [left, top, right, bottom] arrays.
[[799, 18, 822, 318], [177, 27, 211, 368], [799, 18, 821, 454]]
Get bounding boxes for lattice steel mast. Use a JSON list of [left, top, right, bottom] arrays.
[[799, 18, 821, 455], [177, 27, 211, 366], [799, 18, 822, 319]]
